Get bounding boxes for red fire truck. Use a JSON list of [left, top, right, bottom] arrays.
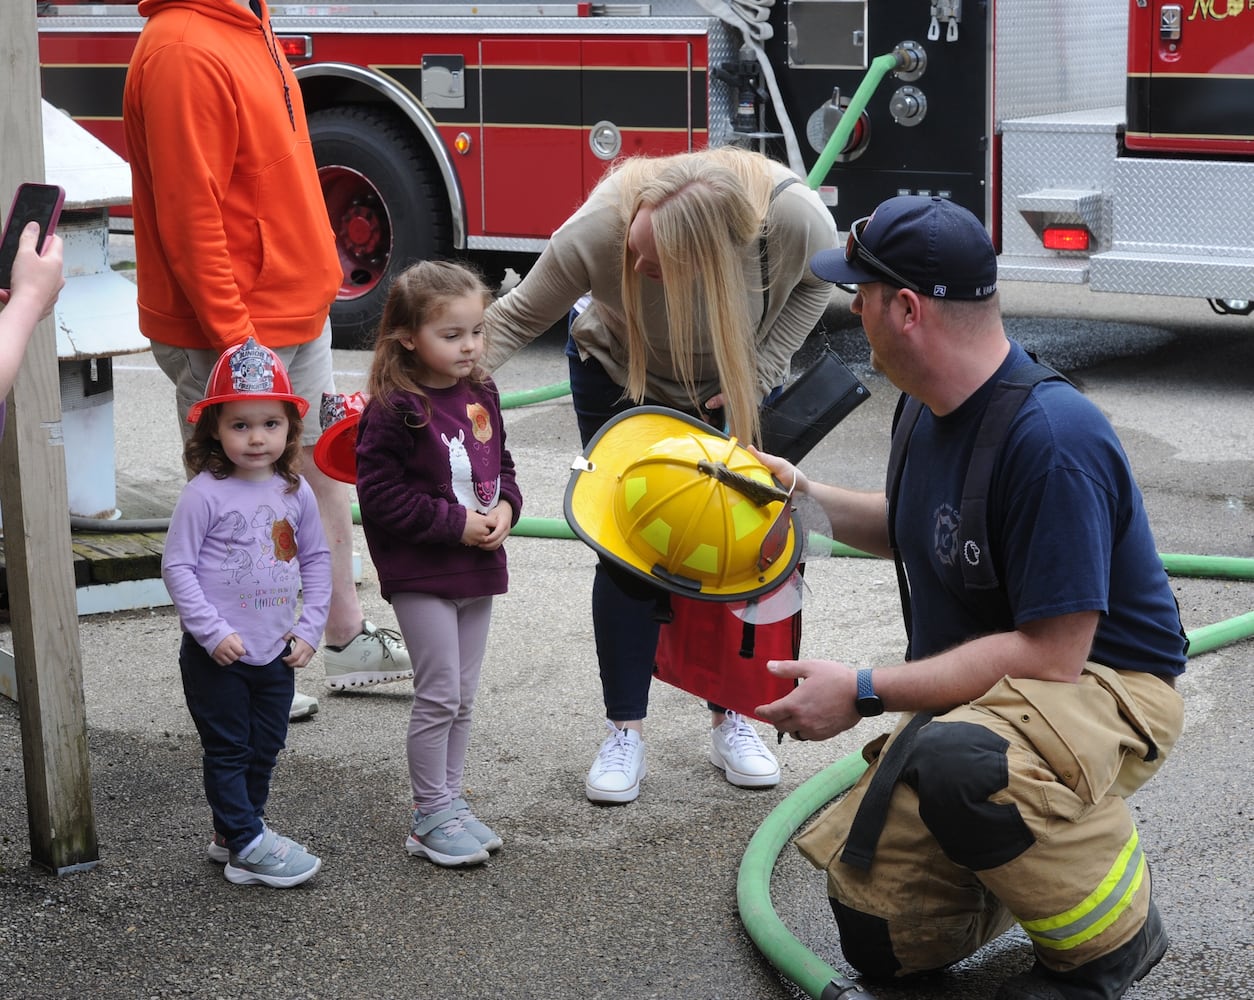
[[36, 0, 1254, 346]]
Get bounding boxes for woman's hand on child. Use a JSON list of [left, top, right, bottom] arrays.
[[212, 633, 246, 665], [282, 635, 316, 668]]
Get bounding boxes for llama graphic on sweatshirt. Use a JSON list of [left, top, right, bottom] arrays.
[[442, 428, 500, 514]]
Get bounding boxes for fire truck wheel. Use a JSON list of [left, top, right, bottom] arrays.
[[309, 105, 452, 349]]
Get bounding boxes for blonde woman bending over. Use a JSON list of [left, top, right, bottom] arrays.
[[483, 146, 836, 804]]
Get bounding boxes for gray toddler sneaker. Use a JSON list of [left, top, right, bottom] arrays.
[[224, 828, 321, 888], [406, 807, 490, 867]]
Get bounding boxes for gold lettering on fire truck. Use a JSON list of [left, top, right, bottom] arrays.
[[1188, 0, 1246, 20]]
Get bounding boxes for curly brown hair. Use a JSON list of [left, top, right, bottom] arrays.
[[184, 401, 305, 492]]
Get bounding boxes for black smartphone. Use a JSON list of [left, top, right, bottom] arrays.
[[0, 182, 66, 291]]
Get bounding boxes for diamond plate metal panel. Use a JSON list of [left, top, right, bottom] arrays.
[[999, 108, 1120, 259], [994, 0, 1127, 122], [1109, 158, 1254, 254]]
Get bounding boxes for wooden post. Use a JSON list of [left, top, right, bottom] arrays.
[[0, 2, 99, 873]]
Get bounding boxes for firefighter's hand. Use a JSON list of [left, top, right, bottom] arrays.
[[212, 633, 246, 665], [282, 635, 315, 669], [748, 446, 811, 495], [756, 659, 860, 742]]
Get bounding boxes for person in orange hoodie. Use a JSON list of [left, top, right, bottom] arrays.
[[123, 0, 412, 726]]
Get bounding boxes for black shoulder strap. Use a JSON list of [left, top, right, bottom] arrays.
[[959, 360, 1068, 590], [759, 176, 804, 330], [885, 392, 924, 656], [885, 357, 1071, 654]]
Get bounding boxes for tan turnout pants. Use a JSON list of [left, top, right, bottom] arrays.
[[795, 664, 1184, 978]]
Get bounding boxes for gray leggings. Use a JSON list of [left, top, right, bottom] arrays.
[[392, 591, 494, 814]]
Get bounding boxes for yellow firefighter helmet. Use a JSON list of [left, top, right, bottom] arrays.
[[564, 407, 800, 601]]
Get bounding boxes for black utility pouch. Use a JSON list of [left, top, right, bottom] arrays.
[[759, 347, 869, 464]]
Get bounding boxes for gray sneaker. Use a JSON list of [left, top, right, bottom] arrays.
[[224, 828, 321, 888], [451, 796, 503, 853], [406, 808, 489, 867], [207, 832, 229, 864], [209, 830, 304, 864]]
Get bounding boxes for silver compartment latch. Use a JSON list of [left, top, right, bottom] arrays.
[[928, 0, 961, 42]]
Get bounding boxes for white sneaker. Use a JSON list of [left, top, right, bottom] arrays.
[[289, 691, 319, 721], [710, 711, 781, 788], [324, 620, 413, 690], [585, 721, 647, 804]]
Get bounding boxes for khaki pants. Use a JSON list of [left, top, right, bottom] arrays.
[[795, 665, 1184, 978]]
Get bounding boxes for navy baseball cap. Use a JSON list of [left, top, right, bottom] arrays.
[[811, 195, 998, 300]]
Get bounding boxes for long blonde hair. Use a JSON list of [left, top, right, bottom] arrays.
[[615, 147, 776, 445], [366, 260, 493, 423]]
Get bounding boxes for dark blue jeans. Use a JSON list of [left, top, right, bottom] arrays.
[[179, 633, 294, 853], [566, 335, 724, 720]]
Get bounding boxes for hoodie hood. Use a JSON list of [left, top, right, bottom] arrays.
[[137, 0, 263, 26]]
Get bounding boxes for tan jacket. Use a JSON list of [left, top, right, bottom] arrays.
[[483, 163, 837, 409]]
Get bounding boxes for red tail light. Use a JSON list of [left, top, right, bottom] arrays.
[[1042, 226, 1091, 251]]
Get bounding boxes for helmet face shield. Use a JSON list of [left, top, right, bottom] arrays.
[[565, 407, 801, 601]]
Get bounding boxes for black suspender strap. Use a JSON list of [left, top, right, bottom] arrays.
[[838, 711, 933, 871], [885, 393, 924, 659], [958, 360, 1065, 591]]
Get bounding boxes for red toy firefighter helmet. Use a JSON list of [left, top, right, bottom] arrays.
[[186, 337, 309, 423], [313, 390, 368, 484], [564, 406, 801, 601]]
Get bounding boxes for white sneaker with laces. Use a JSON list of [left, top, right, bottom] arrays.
[[323, 620, 413, 690], [710, 710, 781, 788], [289, 690, 319, 721], [585, 721, 647, 804]]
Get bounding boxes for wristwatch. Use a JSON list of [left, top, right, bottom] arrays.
[[854, 668, 884, 718]]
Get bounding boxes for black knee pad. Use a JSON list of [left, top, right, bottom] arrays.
[[904, 720, 1034, 870], [829, 898, 901, 980]]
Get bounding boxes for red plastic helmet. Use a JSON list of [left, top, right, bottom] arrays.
[[313, 391, 368, 484], [186, 337, 309, 423]]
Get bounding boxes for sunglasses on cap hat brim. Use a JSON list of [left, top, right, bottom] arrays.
[[844, 216, 922, 292]]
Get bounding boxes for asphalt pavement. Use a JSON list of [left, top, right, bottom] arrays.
[[0, 270, 1250, 999]]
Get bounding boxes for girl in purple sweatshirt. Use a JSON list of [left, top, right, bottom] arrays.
[[162, 337, 331, 888], [355, 261, 522, 868]]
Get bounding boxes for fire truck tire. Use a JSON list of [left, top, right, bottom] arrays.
[[309, 105, 452, 349]]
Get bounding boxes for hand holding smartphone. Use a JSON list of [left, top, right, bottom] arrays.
[[0, 183, 66, 291]]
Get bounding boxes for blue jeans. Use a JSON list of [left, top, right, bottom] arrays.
[[179, 634, 294, 853], [566, 335, 725, 720]]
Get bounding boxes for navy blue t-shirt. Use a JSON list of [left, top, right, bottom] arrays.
[[894, 342, 1186, 677]]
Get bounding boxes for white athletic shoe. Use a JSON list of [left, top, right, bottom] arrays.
[[710, 710, 781, 788], [289, 691, 319, 721], [585, 722, 647, 804]]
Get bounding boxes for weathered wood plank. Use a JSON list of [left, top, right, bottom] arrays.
[[0, 0, 99, 873], [68, 531, 166, 584]]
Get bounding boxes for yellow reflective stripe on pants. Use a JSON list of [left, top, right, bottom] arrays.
[[1020, 828, 1146, 952]]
